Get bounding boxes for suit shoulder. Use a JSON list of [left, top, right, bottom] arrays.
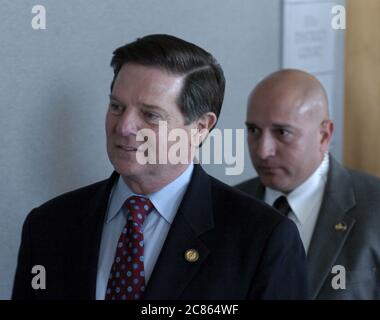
[[41, 178, 109, 208], [347, 168, 380, 193], [210, 175, 255, 201], [346, 168, 380, 217], [208, 176, 302, 263], [234, 177, 260, 193], [28, 176, 111, 222], [209, 176, 283, 223]]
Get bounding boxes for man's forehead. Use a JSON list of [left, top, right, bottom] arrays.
[[248, 87, 308, 117], [247, 101, 311, 132]]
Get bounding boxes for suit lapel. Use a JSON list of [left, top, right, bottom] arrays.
[[77, 172, 118, 299], [307, 156, 356, 299], [143, 165, 214, 299]]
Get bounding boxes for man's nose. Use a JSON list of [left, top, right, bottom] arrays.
[[256, 134, 276, 160], [115, 109, 139, 136]]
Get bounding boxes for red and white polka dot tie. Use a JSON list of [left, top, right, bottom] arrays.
[[105, 195, 154, 300]]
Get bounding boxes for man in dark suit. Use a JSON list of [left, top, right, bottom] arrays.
[[237, 69, 380, 299], [12, 35, 307, 300]]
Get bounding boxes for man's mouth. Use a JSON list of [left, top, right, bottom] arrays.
[[257, 165, 281, 173], [116, 145, 138, 152]]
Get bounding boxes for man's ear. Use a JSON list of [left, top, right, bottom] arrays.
[[320, 120, 334, 152], [197, 112, 217, 132], [191, 112, 217, 147]]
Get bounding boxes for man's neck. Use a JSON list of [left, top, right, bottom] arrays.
[[121, 164, 192, 195]]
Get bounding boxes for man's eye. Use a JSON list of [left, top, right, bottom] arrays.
[[278, 129, 290, 137], [144, 111, 160, 121], [109, 103, 124, 114], [248, 127, 259, 134]]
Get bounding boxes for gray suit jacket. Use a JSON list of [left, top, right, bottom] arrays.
[[236, 155, 380, 299]]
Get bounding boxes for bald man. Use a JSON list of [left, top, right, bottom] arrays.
[[236, 69, 380, 299]]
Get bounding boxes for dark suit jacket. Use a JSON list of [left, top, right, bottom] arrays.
[[236, 156, 380, 299], [13, 165, 307, 300]]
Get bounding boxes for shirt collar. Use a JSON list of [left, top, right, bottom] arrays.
[[106, 164, 194, 224], [265, 153, 329, 224], [149, 164, 194, 224]]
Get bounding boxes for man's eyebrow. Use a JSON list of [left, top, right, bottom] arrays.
[[272, 123, 295, 130], [109, 94, 122, 103], [140, 103, 170, 118], [245, 122, 258, 128]]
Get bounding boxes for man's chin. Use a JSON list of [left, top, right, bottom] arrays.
[[259, 174, 290, 193], [112, 161, 143, 177]]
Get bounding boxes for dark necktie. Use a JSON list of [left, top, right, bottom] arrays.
[[273, 195, 291, 217], [105, 195, 154, 300]]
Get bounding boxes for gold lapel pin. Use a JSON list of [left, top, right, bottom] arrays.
[[334, 222, 347, 231], [185, 249, 199, 263]]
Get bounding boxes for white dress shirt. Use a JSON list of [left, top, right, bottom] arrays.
[[264, 154, 329, 253]]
